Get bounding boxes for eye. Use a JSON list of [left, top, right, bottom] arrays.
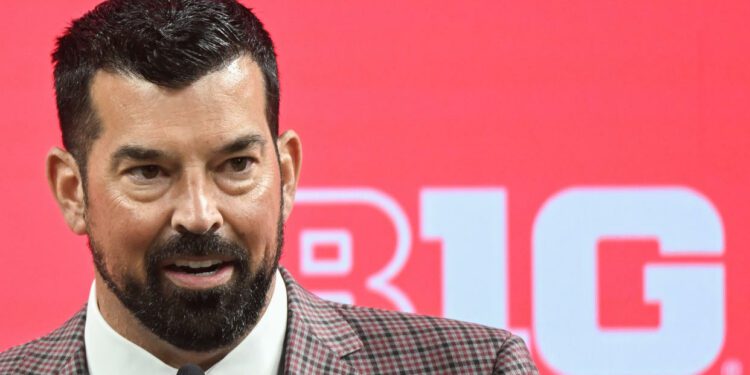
[[225, 157, 253, 173], [126, 165, 165, 180]]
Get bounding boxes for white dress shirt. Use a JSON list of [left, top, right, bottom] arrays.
[[84, 270, 288, 375]]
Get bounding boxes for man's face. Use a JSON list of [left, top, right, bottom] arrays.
[[80, 56, 292, 351]]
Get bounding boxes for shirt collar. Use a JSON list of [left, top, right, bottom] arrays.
[[84, 270, 288, 375]]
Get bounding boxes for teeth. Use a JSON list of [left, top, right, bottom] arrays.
[[173, 259, 223, 269]]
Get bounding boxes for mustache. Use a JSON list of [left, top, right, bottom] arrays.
[[146, 232, 249, 266]]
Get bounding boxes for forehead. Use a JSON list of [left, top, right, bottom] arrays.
[[88, 56, 269, 153]]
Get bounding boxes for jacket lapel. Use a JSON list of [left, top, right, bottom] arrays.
[[280, 268, 362, 374]]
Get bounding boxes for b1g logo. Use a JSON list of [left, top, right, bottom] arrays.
[[283, 186, 725, 375]]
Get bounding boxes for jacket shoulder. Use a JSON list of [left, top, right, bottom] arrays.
[[334, 303, 538, 374], [0, 308, 87, 374]]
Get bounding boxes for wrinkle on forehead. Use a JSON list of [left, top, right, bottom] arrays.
[[88, 55, 267, 146]]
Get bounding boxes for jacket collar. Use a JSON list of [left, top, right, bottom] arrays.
[[20, 307, 89, 375], [59, 346, 89, 375], [279, 267, 363, 374]]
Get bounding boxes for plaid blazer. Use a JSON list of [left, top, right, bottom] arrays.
[[0, 268, 538, 374]]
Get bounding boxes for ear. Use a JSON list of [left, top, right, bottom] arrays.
[[46, 147, 87, 235], [277, 130, 302, 222]]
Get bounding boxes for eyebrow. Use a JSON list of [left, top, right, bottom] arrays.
[[109, 134, 268, 171], [217, 134, 267, 154], [110, 145, 167, 172]]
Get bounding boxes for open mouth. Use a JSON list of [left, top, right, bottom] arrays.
[[164, 259, 227, 275], [161, 258, 236, 289]]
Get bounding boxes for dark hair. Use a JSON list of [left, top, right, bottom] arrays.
[[52, 0, 279, 175]]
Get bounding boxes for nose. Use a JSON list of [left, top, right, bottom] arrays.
[[171, 171, 223, 235]]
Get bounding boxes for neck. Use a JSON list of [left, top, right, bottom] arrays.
[[94, 273, 276, 369]]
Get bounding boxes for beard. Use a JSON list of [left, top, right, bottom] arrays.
[[88, 216, 284, 352]]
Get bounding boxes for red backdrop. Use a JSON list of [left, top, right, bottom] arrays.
[[1, 1, 748, 373]]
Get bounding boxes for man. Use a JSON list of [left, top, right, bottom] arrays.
[[0, 0, 538, 373]]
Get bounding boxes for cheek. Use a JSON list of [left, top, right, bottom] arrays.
[[222, 177, 282, 264], [87, 191, 170, 278]]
